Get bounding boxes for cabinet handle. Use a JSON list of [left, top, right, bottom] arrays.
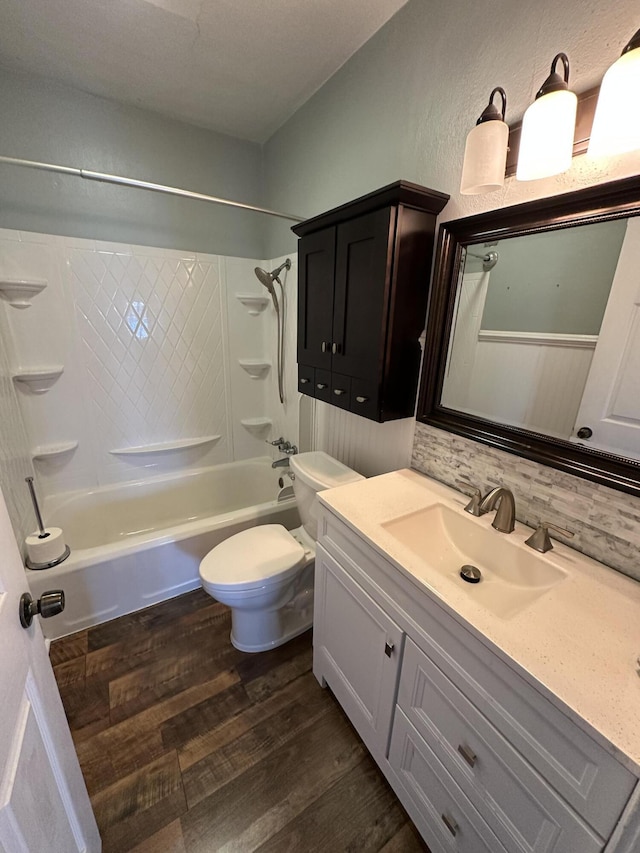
[[441, 814, 458, 837], [384, 641, 394, 657], [333, 388, 346, 396], [355, 396, 368, 403], [457, 744, 477, 768], [316, 383, 328, 390], [300, 378, 309, 384], [321, 341, 329, 353]]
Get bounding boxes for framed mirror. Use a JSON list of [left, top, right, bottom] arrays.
[[417, 175, 640, 497]]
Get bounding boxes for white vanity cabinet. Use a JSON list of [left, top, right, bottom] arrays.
[[314, 503, 640, 853], [313, 544, 405, 763]]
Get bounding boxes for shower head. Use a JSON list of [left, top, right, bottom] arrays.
[[254, 258, 292, 292]]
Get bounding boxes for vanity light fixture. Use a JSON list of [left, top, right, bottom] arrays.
[[588, 28, 640, 158], [516, 53, 577, 181], [460, 87, 508, 195]]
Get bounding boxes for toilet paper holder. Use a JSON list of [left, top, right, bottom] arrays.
[[24, 476, 71, 570]]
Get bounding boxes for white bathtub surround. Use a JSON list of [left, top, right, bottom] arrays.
[[0, 228, 301, 511], [412, 422, 640, 583], [0, 323, 35, 544], [27, 457, 299, 639]]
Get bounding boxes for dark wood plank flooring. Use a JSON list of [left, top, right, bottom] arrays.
[[52, 589, 428, 853]]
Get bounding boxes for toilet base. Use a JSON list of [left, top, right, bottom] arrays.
[[229, 584, 314, 653]]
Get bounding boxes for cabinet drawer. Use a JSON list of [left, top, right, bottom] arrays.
[[350, 378, 380, 420], [298, 365, 315, 395], [314, 368, 332, 403], [399, 638, 603, 853], [390, 707, 508, 853], [330, 372, 351, 410]]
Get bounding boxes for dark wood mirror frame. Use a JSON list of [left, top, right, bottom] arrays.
[[417, 174, 640, 498]]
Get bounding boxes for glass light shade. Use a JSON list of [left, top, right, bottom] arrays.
[[588, 47, 640, 158], [460, 120, 509, 195], [516, 89, 578, 181]]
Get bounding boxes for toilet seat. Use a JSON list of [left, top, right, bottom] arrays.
[[199, 524, 306, 592]]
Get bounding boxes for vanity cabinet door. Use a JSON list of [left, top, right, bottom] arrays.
[[313, 544, 404, 761]]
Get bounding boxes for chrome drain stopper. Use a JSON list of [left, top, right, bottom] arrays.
[[460, 564, 482, 583]]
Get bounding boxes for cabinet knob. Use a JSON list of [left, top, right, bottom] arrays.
[[316, 383, 328, 390], [321, 341, 328, 353], [577, 426, 592, 439], [300, 377, 309, 384], [333, 388, 346, 396], [441, 814, 458, 837], [457, 744, 477, 768], [384, 641, 394, 657], [355, 396, 368, 403]]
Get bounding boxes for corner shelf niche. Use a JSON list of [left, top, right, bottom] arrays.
[[32, 441, 79, 462], [13, 367, 64, 394], [0, 279, 47, 309], [236, 294, 269, 315], [239, 359, 271, 379], [240, 417, 272, 436], [109, 435, 221, 456]]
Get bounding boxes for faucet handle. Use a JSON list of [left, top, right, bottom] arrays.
[[525, 521, 574, 553], [267, 437, 285, 446], [458, 482, 483, 517]]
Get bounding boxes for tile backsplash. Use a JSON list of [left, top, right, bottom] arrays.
[[412, 422, 640, 583]]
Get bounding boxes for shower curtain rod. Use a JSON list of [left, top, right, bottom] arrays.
[[0, 155, 305, 223]]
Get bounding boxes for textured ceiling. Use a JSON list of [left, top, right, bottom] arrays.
[[0, 0, 410, 142]]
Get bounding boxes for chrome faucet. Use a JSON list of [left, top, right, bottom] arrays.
[[271, 441, 298, 468], [478, 487, 516, 533]]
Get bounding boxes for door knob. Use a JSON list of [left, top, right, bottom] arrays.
[[20, 590, 65, 629]]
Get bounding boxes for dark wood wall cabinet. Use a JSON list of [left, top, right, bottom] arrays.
[[292, 181, 449, 422]]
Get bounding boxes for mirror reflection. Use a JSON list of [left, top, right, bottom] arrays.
[[442, 217, 640, 461]]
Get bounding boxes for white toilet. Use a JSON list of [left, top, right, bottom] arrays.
[[199, 451, 364, 652]]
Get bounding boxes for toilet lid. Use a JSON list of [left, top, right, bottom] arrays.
[[199, 524, 306, 590]]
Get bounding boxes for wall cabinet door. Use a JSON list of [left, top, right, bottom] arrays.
[[332, 207, 394, 379], [313, 544, 404, 760], [297, 226, 335, 370]]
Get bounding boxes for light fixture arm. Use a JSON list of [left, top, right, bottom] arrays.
[[536, 52, 571, 98], [477, 87, 507, 124], [622, 28, 640, 55]]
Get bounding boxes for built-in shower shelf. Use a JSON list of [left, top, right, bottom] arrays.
[[0, 278, 47, 309], [238, 359, 271, 379], [109, 435, 221, 456], [240, 417, 272, 436], [13, 366, 64, 393], [236, 294, 269, 315], [32, 441, 79, 461]]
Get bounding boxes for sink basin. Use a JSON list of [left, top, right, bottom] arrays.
[[381, 504, 567, 619]]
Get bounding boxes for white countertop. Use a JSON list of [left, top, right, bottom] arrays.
[[319, 468, 640, 773]]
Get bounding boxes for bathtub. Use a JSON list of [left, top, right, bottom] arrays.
[[27, 457, 299, 640]]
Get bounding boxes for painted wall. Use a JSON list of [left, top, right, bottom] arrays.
[[479, 220, 627, 334], [0, 68, 266, 259], [264, 0, 640, 256], [262, 0, 640, 578]]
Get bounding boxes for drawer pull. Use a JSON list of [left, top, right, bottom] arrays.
[[441, 814, 458, 837], [300, 378, 309, 384], [316, 383, 328, 390], [355, 396, 368, 403], [333, 388, 346, 396], [321, 341, 326, 353], [384, 641, 394, 657], [457, 744, 477, 768]]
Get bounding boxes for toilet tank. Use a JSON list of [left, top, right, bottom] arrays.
[[289, 451, 364, 540]]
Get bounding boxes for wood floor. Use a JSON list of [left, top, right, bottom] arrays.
[[51, 589, 428, 853]]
